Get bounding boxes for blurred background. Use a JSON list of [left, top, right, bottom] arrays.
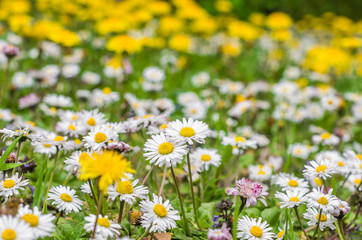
[[199, 0, 362, 20]]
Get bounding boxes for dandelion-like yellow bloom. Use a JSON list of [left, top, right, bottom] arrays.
[[78, 151, 135, 193], [107, 35, 142, 54], [265, 12, 292, 30]]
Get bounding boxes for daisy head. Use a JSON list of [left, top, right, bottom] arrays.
[[237, 216, 276, 240], [17, 204, 55, 238], [144, 133, 188, 167], [191, 148, 222, 171], [0, 173, 29, 201], [166, 118, 211, 145], [303, 159, 337, 180], [84, 214, 121, 239], [303, 207, 336, 231], [271, 173, 310, 191], [47, 185, 82, 214], [0, 215, 33, 240], [139, 194, 181, 233], [83, 125, 118, 151], [275, 188, 309, 208], [227, 178, 268, 207], [207, 223, 232, 240], [107, 179, 149, 205], [306, 187, 340, 214]]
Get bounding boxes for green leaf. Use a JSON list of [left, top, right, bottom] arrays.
[[261, 207, 281, 225], [0, 160, 32, 171], [243, 208, 261, 218], [0, 134, 23, 165]]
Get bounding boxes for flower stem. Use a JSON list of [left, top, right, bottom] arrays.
[[312, 209, 322, 240], [54, 211, 62, 225], [12, 141, 22, 175], [287, 208, 294, 240], [92, 190, 104, 239], [170, 165, 191, 237], [232, 197, 246, 240], [186, 151, 200, 228], [88, 179, 98, 207], [158, 165, 167, 197], [294, 206, 310, 240], [118, 200, 125, 224], [137, 224, 152, 240], [339, 219, 347, 240], [42, 150, 60, 213]]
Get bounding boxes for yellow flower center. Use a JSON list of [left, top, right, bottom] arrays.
[[179, 127, 195, 137], [316, 165, 327, 173], [289, 196, 299, 202], [158, 142, 174, 155], [102, 87, 112, 95], [27, 121, 35, 126], [131, 211, 142, 221], [72, 115, 78, 120], [160, 124, 168, 129], [288, 179, 299, 187], [50, 107, 57, 114], [116, 181, 134, 194], [318, 197, 328, 205], [314, 178, 323, 186], [42, 142, 52, 148], [356, 154, 362, 160], [60, 193, 72, 202], [337, 161, 344, 167], [354, 179, 361, 185], [258, 170, 266, 175], [143, 114, 152, 119], [79, 152, 91, 163], [97, 217, 110, 228], [321, 132, 331, 140], [2, 229, 16, 240], [54, 136, 64, 142], [235, 136, 246, 142], [87, 117, 96, 126], [68, 124, 76, 131], [22, 214, 39, 227], [278, 230, 284, 238], [94, 132, 107, 143], [316, 214, 327, 222], [75, 139, 82, 144], [3, 179, 15, 189], [201, 154, 211, 162], [153, 204, 168, 217], [250, 226, 263, 238]]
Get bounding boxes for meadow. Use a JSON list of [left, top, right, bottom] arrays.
[[0, 0, 361, 239]]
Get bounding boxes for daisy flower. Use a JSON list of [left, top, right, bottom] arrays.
[[222, 135, 257, 149], [312, 132, 340, 146], [79, 109, 107, 129], [55, 121, 86, 138], [17, 204, 55, 238], [84, 214, 121, 239], [78, 150, 135, 192], [236, 216, 276, 240], [83, 125, 118, 151], [288, 143, 313, 159], [64, 151, 92, 174], [31, 141, 57, 156], [303, 159, 337, 180], [143, 133, 188, 167], [306, 187, 340, 213], [190, 148, 221, 171], [0, 215, 33, 240], [207, 223, 232, 240], [166, 118, 211, 145], [0, 127, 29, 140], [303, 207, 336, 231], [248, 164, 272, 182], [271, 173, 310, 191], [139, 193, 181, 233], [48, 185, 82, 214], [276, 226, 285, 240], [0, 173, 29, 200], [43, 94, 73, 108], [107, 179, 149, 205], [227, 178, 268, 207], [275, 188, 309, 208]]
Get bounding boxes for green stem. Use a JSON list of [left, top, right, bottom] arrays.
[[92, 190, 104, 239], [42, 150, 60, 213], [88, 179, 98, 207], [137, 224, 152, 240], [54, 211, 62, 225], [294, 206, 310, 240], [339, 219, 347, 240], [233, 197, 246, 240], [170, 166, 191, 237], [33, 154, 48, 207], [118, 200, 125, 224], [312, 209, 322, 240], [186, 151, 200, 228], [12, 141, 22, 175], [287, 208, 294, 240]]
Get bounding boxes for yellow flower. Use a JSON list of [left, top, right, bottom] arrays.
[[169, 34, 192, 52], [265, 12, 292, 30], [78, 151, 135, 192], [215, 0, 233, 13], [227, 20, 262, 42], [107, 35, 142, 54]]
